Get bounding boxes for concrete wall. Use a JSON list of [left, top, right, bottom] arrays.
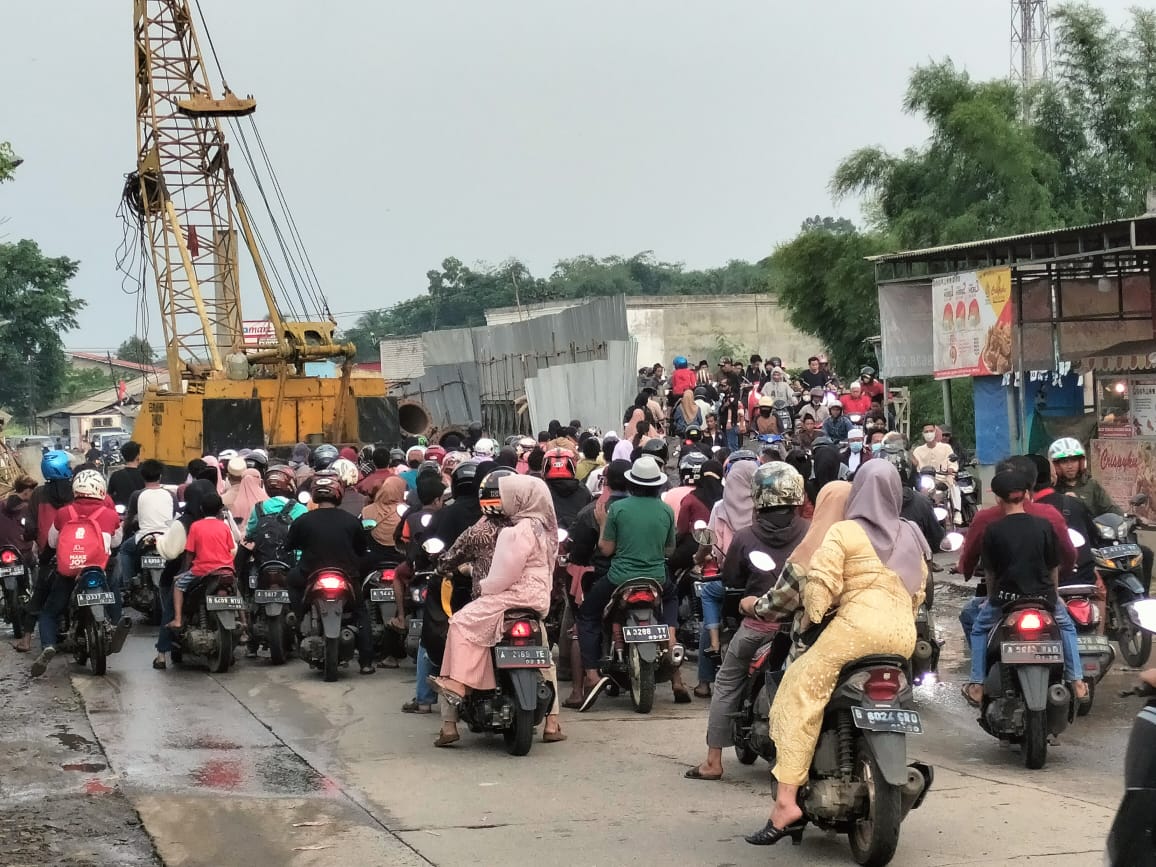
[[487, 294, 823, 371]]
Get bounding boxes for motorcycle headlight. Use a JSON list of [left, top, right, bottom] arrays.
[[1098, 524, 1116, 541], [1118, 524, 1130, 541]]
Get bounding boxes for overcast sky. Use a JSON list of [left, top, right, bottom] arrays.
[[0, 0, 1138, 349]]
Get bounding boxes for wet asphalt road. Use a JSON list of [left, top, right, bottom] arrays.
[[18, 578, 1140, 867]]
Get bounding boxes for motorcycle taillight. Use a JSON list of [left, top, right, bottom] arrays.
[[0, 549, 18, 565], [1009, 608, 1052, 636], [1066, 598, 1095, 628], [381, 569, 396, 581], [625, 590, 655, 604], [317, 574, 345, 592], [864, 667, 902, 701]]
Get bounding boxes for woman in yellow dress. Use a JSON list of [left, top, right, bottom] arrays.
[[746, 460, 929, 846]]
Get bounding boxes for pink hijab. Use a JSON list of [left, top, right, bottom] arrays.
[[201, 455, 229, 495], [225, 468, 268, 526], [499, 474, 559, 565]]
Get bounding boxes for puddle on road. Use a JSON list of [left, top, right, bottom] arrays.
[[170, 735, 243, 751], [62, 761, 108, 773], [186, 749, 329, 796], [48, 725, 95, 751]]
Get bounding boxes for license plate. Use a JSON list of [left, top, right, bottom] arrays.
[[370, 587, 395, 603], [1099, 543, 1141, 558], [141, 556, 165, 569], [1077, 634, 1112, 653], [77, 592, 115, 607], [494, 645, 552, 668], [1001, 641, 1064, 664], [253, 589, 290, 604], [851, 706, 923, 734], [205, 596, 245, 611], [622, 624, 668, 643], [0, 565, 23, 578], [408, 618, 423, 636]]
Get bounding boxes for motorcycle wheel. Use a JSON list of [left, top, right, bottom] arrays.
[[848, 750, 902, 867], [267, 614, 287, 665], [1023, 708, 1048, 769], [72, 621, 88, 667], [86, 621, 107, 677], [734, 729, 759, 766], [1, 586, 17, 632], [503, 706, 536, 757], [1076, 678, 1095, 717], [323, 636, 339, 682], [210, 621, 234, 673], [628, 645, 655, 714], [1117, 611, 1152, 668]]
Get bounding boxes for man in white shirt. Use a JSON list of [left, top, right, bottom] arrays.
[[912, 422, 961, 522], [117, 459, 177, 587]]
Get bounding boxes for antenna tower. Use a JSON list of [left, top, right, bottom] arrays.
[[1011, 0, 1051, 118]]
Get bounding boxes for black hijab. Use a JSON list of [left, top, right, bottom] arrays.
[[180, 480, 216, 530], [691, 460, 725, 509]]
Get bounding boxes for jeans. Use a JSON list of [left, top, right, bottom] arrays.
[[697, 579, 725, 684], [117, 535, 139, 596], [577, 575, 678, 670], [968, 600, 1082, 684], [959, 596, 982, 636], [415, 643, 437, 705], [35, 573, 73, 650], [156, 577, 175, 653], [725, 428, 740, 450]]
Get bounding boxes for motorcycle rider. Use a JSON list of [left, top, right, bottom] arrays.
[[839, 381, 872, 416], [752, 396, 782, 436], [542, 448, 592, 530], [840, 427, 867, 478], [355, 447, 397, 499], [684, 462, 809, 781], [913, 422, 961, 524], [799, 356, 827, 391], [1050, 437, 1154, 592], [117, 459, 177, 599], [106, 440, 145, 507], [879, 437, 944, 554], [2, 475, 36, 650], [1028, 452, 1098, 587], [821, 403, 852, 442], [859, 366, 885, 400], [663, 451, 707, 520], [575, 437, 602, 483]]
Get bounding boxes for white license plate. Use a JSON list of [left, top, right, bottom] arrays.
[[141, 556, 165, 569], [1077, 635, 1112, 653], [370, 587, 395, 603], [253, 589, 290, 604], [0, 565, 23, 577], [495, 646, 552, 668], [623, 624, 668, 643], [205, 596, 245, 611], [851, 706, 923, 734], [408, 618, 423, 636], [77, 592, 115, 607], [1001, 641, 1064, 664]]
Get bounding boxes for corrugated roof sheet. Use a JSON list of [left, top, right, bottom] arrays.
[[66, 352, 164, 375], [38, 374, 169, 418], [378, 336, 425, 381]]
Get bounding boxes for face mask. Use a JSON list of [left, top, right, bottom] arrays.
[[871, 442, 883, 454], [922, 432, 936, 443], [850, 442, 863, 454]]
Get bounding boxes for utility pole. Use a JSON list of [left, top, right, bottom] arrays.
[[1011, 0, 1052, 120]]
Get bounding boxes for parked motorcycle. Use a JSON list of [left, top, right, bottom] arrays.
[[169, 569, 242, 674], [0, 545, 29, 639], [300, 566, 359, 681], [1093, 501, 1152, 667], [65, 567, 132, 676], [954, 459, 980, 527], [246, 559, 294, 664], [123, 534, 166, 625], [449, 610, 557, 756], [973, 599, 1072, 768]]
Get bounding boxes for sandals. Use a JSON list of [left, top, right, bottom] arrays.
[[434, 731, 460, 748], [672, 685, 692, 704], [428, 676, 465, 706], [152, 657, 167, 670], [684, 766, 722, 781], [377, 657, 400, 669], [693, 684, 712, 699], [745, 819, 806, 846], [402, 699, 434, 714], [359, 665, 376, 675], [11, 643, 30, 654], [577, 676, 611, 712], [542, 729, 567, 743], [961, 684, 983, 708]]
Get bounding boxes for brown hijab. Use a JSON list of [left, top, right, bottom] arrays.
[[499, 474, 559, 564], [678, 389, 697, 424], [787, 480, 851, 571], [362, 476, 407, 547]]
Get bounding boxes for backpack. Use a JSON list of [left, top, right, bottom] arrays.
[[250, 498, 296, 565], [55, 505, 108, 578]]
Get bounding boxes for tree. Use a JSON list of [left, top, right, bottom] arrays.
[[0, 141, 19, 185], [59, 368, 117, 403], [116, 335, 155, 366], [0, 240, 83, 420]]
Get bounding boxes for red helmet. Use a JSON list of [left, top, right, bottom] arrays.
[[264, 466, 297, 497], [425, 445, 447, 466], [310, 471, 345, 506], [543, 447, 576, 480]]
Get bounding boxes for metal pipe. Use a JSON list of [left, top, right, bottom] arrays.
[[163, 200, 223, 374]]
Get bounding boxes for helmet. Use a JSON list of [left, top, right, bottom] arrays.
[[405, 445, 426, 465], [218, 449, 238, 462], [693, 385, 709, 400], [479, 468, 514, 515], [724, 449, 758, 474], [310, 471, 345, 505], [752, 462, 805, 509], [757, 395, 775, 409], [264, 467, 297, 497], [312, 444, 339, 470], [425, 445, 447, 466], [517, 436, 535, 455], [640, 438, 668, 463], [543, 447, 577, 480], [451, 461, 480, 498], [683, 424, 703, 443], [330, 458, 360, 487], [389, 448, 406, 467], [246, 448, 269, 471], [441, 451, 470, 476], [678, 451, 708, 484], [860, 366, 875, 377], [416, 435, 429, 447], [1048, 438, 1085, 461], [809, 387, 824, 399], [673, 356, 689, 369], [41, 450, 72, 481], [473, 437, 496, 459], [879, 433, 912, 484], [505, 435, 521, 448], [72, 469, 107, 500], [768, 357, 782, 369], [417, 460, 442, 477]]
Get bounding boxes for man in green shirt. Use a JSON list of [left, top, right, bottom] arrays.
[[570, 455, 690, 710]]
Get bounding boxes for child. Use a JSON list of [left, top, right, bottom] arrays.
[[169, 492, 237, 630]]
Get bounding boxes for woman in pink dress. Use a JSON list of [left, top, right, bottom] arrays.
[[431, 474, 565, 745]]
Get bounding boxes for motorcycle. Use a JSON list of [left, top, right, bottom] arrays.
[[449, 610, 557, 756], [299, 566, 359, 681], [973, 598, 1073, 768], [123, 534, 166, 625], [65, 567, 132, 676], [917, 468, 955, 532], [404, 538, 443, 661], [0, 545, 29, 639], [1056, 528, 1114, 716], [954, 458, 980, 526], [246, 559, 295, 664], [363, 564, 406, 663], [1093, 499, 1152, 668], [169, 569, 242, 674]]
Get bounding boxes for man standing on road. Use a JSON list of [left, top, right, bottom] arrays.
[[106, 441, 145, 507]]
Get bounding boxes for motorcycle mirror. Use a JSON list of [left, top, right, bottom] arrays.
[[396, 503, 409, 517], [177, 501, 186, 510], [919, 476, 936, 493], [940, 532, 965, 552], [748, 550, 776, 572], [420, 513, 433, 528], [948, 453, 960, 463], [1068, 528, 1086, 548], [297, 491, 312, 505], [115, 504, 126, 516], [422, 537, 446, 555], [1129, 598, 1156, 634], [1131, 493, 1150, 508], [933, 506, 949, 523], [557, 529, 569, 543]]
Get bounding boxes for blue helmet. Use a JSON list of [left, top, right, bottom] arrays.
[[673, 356, 689, 369], [41, 450, 72, 481]]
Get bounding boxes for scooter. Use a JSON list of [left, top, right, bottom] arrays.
[[299, 566, 359, 682], [0, 545, 29, 640], [405, 538, 443, 661], [1093, 499, 1152, 668], [169, 569, 242, 674], [1059, 575, 1114, 717], [363, 564, 406, 664], [247, 559, 294, 664], [124, 534, 167, 625], [955, 459, 980, 527], [65, 567, 132, 676]]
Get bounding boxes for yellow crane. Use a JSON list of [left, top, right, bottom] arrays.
[[127, 0, 396, 469]]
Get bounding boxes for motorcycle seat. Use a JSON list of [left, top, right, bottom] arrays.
[[1058, 584, 1099, 598], [503, 608, 543, 622], [837, 654, 907, 679], [604, 578, 664, 618]]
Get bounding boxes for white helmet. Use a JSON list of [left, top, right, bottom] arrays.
[[1047, 437, 1085, 462], [72, 469, 107, 500], [473, 437, 497, 458], [330, 458, 360, 487]]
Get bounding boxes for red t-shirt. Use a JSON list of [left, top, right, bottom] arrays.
[[840, 393, 873, 415], [671, 368, 697, 397], [861, 379, 885, 400], [185, 517, 236, 576]]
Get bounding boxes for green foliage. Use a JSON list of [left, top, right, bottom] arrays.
[[116, 335, 156, 366], [0, 141, 18, 185], [59, 368, 117, 403], [902, 377, 976, 451], [0, 240, 83, 421], [712, 334, 752, 366]]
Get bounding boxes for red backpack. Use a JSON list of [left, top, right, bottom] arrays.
[[55, 505, 108, 578]]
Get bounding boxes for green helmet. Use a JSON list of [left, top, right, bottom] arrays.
[[751, 461, 805, 509], [1047, 437, 1085, 461]]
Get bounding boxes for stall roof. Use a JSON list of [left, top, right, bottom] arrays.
[[1071, 338, 1156, 373]]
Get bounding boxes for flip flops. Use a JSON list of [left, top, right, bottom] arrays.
[[578, 676, 612, 712], [684, 766, 722, 781], [961, 684, 983, 707]]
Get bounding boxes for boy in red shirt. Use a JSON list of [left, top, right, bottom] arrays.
[[169, 492, 237, 629]]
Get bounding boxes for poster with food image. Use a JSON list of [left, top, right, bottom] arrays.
[[1091, 438, 1156, 522], [1130, 376, 1156, 437], [932, 267, 1013, 380]]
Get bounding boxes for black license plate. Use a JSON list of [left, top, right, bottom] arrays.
[[76, 592, 115, 607], [408, 618, 423, 636], [623, 624, 668, 643], [370, 587, 395, 603], [0, 565, 23, 578], [253, 589, 290, 604], [141, 556, 165, 569], [205, 596, 245, 611], [1077, 634, 1112, 654], [851, 706, 923, 734], [495, 645, 551, 668], [1099, 543, 1141, 558], [1001, 641, 1064, 664]]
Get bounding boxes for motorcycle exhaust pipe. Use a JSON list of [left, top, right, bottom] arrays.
[[912, 639, 934, 662], [1047, 683, 1072, 735], [109, 617, 133, 654], [340, 627, 357, 646], [670, 643, 686, 667]]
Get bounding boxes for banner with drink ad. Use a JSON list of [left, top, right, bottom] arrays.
[[932, 267, 1013, 380], [1090, 438, 1156, 522]]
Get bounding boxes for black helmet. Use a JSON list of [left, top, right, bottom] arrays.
[[310, 471, 345, 505], [246, 449, 269, 472], [678, 451, 708, 484], [693, 385, 709, 400], [451, 461, 480, 498], [683, 424, 703, 443], [417, 459, 441, 477], [640, 438, 668, 463], [479, 468, 515, 515], [312, 444, 339, 470], [467, 421, 484, 441]]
